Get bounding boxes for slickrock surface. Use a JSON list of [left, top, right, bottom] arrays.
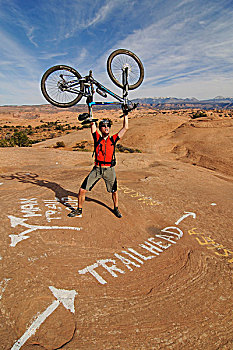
[[0, 108, 232, 349]]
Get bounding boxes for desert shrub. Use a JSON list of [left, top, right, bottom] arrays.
[[191, 111, 207, 119], [31, 140, 40, 144], [12, 131, 32, 147], [72, 141, 91, 152], [74, 141, 87, 149], [0, 131, 32, 147], [55, 125, 64, 131], [0, 139, 9, 147], [116, 144, 141, 153], [54, 141, 65, 148]]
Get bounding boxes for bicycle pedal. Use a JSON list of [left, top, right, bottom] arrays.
[[78, 113, 89, 121]]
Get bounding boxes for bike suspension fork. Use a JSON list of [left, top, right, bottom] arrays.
[[122, 67, 129, 104]]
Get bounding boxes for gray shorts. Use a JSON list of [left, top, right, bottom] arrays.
[[81, 166, 117, 193]]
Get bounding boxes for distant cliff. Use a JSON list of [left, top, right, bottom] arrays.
[[132, 96, 233, 110]]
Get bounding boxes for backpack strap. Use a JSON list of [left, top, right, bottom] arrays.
[[109, 136, 117, 167], [92, 135, 103, 159]]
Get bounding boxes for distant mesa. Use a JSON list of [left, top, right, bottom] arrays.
[[132, 96, 233, 110], [1, 96, 233, 110]]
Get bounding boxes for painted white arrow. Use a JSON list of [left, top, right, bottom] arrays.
[[8, 215, 82, 247], [175, 211, 196, 226], [11, 286, 77, 350]]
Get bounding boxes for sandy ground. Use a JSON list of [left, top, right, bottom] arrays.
[[0, 108, 233, 349]]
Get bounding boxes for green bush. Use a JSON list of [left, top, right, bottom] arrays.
[[12, 131, 32, 147], [191, 111, 207, 119], [0, 139, 9, 147], [0, 131, 32, 147]]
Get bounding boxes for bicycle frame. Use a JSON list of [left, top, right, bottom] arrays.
[[78, 67, 134, 119]]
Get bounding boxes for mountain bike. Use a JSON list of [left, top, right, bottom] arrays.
[[41, 49, 144, 124]]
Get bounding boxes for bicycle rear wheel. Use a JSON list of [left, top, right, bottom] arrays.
[[107, 49, 144, 90], [41, 65, 84, 108]]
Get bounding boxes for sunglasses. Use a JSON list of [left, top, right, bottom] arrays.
[[100, 122, 111, 128]]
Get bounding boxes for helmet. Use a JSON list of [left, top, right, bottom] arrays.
[[99, 119, 112, 129]]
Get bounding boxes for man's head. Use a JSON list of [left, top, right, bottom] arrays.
[[99, 119, 112, 136]]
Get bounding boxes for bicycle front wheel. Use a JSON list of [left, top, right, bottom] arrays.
[[41, 65, 84, 108], [107, 49, 144, 90]]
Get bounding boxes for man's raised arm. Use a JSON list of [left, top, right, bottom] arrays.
[[118, 115, 128, 139], [91, 121, 97, 134]]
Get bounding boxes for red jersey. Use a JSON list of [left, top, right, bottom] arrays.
[[92, 131, 119, 167]]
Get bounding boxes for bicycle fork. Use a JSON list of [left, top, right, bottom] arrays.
[[121, 67, 130, 116], [122, 67, 129, 102]]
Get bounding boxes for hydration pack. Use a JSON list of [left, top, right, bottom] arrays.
[[92, 134, 118, 167]]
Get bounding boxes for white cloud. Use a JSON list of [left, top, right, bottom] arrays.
[[102, 1, 233, 98], [0, 0, 39, 46], [0, 30, 38, 75], [176, 0, 194, 8], [0, 29, 43, 105], [39, 52, 68, 60], [84, 1, 116, 27], [42, 0, 125, 41]]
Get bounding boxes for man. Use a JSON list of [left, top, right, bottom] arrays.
[[68, 114, 128, 218]]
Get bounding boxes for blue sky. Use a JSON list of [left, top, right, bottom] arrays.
[[1, 0, 233, 105]]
